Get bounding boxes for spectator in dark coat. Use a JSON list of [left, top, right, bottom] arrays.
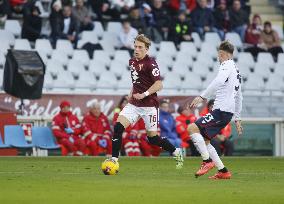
[[0, 0, 11, 27], [213, 0, 230, 40], [169, 11, 193, 45], [88, 0, 120, 22], [128, 7, 147, 34], [152, 0, 170, 40], [190, 0, 216, 39], [72, 0, 94, 32], [229, 0, 248, 41], [21, 3, 42, 41]]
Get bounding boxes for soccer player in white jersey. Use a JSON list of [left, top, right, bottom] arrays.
[[187, 41, 243, 179]]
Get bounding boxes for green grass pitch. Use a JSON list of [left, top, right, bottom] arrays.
[[0, 157, 283, 204]]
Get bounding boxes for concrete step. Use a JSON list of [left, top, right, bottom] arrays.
[[251, 6, 279, 14]]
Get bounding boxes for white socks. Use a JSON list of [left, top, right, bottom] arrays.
[[111, 157, 118, 162], [191, 133, 210, 161], [207, 143, 225, 170]]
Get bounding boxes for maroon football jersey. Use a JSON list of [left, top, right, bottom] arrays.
[[128, 55, 161, 108]]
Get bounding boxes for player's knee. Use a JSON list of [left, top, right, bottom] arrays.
[[187, 123, 199, 134], [113, 122, 125, 139]]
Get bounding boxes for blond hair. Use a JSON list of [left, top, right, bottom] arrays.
[[134, 34, 151, 49]]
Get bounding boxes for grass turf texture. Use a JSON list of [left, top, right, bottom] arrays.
[[0, 157, 283, 204]]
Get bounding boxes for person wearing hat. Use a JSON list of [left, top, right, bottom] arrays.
[[81, 102, 112, 156], [52, 101, 86, 156]]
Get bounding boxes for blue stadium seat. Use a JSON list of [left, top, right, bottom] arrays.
[[32, 127, 60, 150], [4, 125, 33, 148], [0, 134, 10, 148]]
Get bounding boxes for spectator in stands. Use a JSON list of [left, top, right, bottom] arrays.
[[206, 0, 215, 9], [21, 3, 42, 42], [139, 2, 162, 43], [72, 0, 94, 32], [152, 0, 170, 40], [169, 11, 193, 46], [167, 0, 196, 16], [117, 20, 138, 55], [50, 0, 63, 44], [108, 0, 135, 15], [200, 99, 234, 156], [52, 101, 86, 156], [88, 0, 120, 22], [82, 102, 112, 156], [10, 0, 26, 14], [159, 99, 181, 148], [0, 0, 11, 27], [213, 0, 230, 40], [190, 0, 216, 39], [175, 105, 198, 155], [229, 0, 248, 41], [244, 14, 265, 59], [128, 6, 147, 34], [50, 4, 80, 46], [260, 21, 284, 60]]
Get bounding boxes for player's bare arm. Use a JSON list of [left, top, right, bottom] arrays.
[[133, 80, 163, 100], [189, 96, 205, 109]]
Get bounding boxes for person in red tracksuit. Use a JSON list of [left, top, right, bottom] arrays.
[[82, 102, 112, 156], [52, 101, 86, 156]]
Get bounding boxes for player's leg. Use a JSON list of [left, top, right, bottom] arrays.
[[188, 123, 215, 177], [112, 104, 139, 161], [141, 107, 183, 169]]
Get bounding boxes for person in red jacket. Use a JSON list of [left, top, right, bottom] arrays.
[[168, 0, 196, 15], [82, 102, 112, 156], [200, 99, 234, 156], [176, 105, 197, 148], [52, 101, 86, 156]]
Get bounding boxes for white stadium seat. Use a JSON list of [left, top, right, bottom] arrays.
[[75, 71, 96, 89], [94, 21, 105, 38], [106, 22, 122, 35], [204, 32, 221, 48], [265, 75, 284, 91], [89, 59, 108, 77], [0, 41, 10, 55], [254, 62, 272, 78], [175, 51, 194, 66], [257, 52, 275, 68], [43, 72, 53, 90], [113, 50, 131, 65], [156, 52, 174, 68], [181, 72, 203, 90], [35, 39, 53, 57], [93, 50, 112, 66], [244, 74, 265, 90], [0, 30, 15, 46], [73, 50, 90, 67], [192, 61, 211, 78], [277, 53, 284, 65], [67, 59, 85, 77], [109, 60, 128, 77], [46, 59, 65, 77], [97, 71, 117, 88], [77, 31, 98, 48], [191, 32, 201, 49], [179, 42, 197, 58], [237, 52, 255, 68], [14, 39, 31, 50], [56, 40, 74, 57], [53, 71, 75, 90], [225, 32, 243, 50], [159, 41, 177, 58], [163, 72, 182, 89], [172, 61, 190, 76], [4, 20, 21, 37], [0, 52, 6, 68], [117, 71, 132, 89], [200, 42, 218, 59], [51, 50, 69, 66]]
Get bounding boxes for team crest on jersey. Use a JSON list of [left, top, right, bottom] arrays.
[[138, 64, 143, 71]]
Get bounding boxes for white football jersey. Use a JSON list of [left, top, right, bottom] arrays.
[[201, 59, 243, 120]]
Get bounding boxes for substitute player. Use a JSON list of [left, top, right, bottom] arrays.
[[111, 34, 184, 169], [188, 41, 243, 179]]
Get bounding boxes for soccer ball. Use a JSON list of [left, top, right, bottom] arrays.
[[101, 159, 119, 175]]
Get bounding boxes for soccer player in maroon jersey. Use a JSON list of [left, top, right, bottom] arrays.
[[111, 34, 184, 169]]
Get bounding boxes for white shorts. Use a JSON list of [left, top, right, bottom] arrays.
[[119, 103, 159, 131]]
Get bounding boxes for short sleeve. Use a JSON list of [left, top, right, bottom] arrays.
[[149, 59, 161, 81]]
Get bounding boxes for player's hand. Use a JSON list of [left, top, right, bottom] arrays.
[[133, 93, 145, 100], [235, 120, 243, 136], [189, 96, 204, 109]]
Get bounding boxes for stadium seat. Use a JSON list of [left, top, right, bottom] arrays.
[[225, 32, 243, 50], [277, 53, 284, 65], [244, 74, 265, 90], [181, 72, 203, 90], [196, 52, 214, 68], [93, 21, 105, 38], [238, 63, 251, 79], [43, 72, 54, 90], [77, 31, 99, 48], [159, 41, 177, 58], [257, 53, 275, 68], [113, 50, 131, 65], [272, 24, 284, 40], [75, 71, 97, 90], [0, 41, 10, 55], [53, 71, 75, 90], [37, 50, 48, 65], [56, 40, 74, 57], [106, 21, 122, 35], [179, 42, 197, 58], [191, 32, 201, 49], [100, 32, 118, 53], [89, 59, 108, 77], [67, 59, 85, 77], [148, 43, 157, 57], [200, 42, 217, 60], [156, 52, 174, 68], [4, 20, 21, 37], [172, 61, 190, 76], [97, 71, 118, 89], [14, 39, 32, 50], [32, 127, 60, 149], [46, 59, 65, 77], [254, 62, 272, 78], [163, 72, 182, 89], [175, 51, 194, 66], [0, 52, 6, 68], [109, 60, 128, 77], [35, 39, 53, 57], [0, 134, 10, 148], [202, 72, 217, 88], [117, 71, 132, 89], [237, 52, 255, 69], [4, 125, 33, 148], [265, 74, 284, 91], [273, 63, 284, 78], [192, 61, 211, 78], [0, 30, 15, 46], [204, 32, 221, 48], [93, 50, 112, 65], [72, 50, 90, 67], [51, 50, 69, 66]]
